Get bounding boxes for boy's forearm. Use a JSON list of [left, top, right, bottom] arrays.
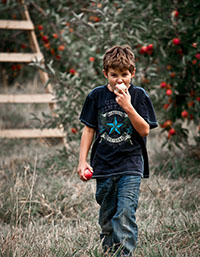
[[79, 126, 95, 163], [124, 104, 149, 137]]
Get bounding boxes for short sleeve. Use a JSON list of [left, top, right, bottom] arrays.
[[137, 91, 158, 129], [79, 92, 98, 128]]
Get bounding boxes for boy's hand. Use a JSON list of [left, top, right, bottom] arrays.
[[114, 86, 131, 111], [77, 162, 93, 182]]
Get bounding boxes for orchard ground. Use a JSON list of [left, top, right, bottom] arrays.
[[0, 95, 199, 256]]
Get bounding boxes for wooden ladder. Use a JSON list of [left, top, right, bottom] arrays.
[[0, 1, 65, 139]]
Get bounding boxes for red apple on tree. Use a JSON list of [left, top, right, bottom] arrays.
[[71, 128, 77, 134], [163, 120, 173, 128], [58, 45, 65, 51], [172, 10, 179, 18], [163, 103, 170, 110], [38, 25, 43, 31], [169, 128, 176, 135], [147, 44, 153, 54], [139, 46, 148, 54], [181, 110, 188, 118], [195, 53, 200, 60], [166, 89, 172, 96], [42, 35, 49, 43], [160, 81, 167, 88], [172, 38, 180, 45]]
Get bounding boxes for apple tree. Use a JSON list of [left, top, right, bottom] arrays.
[[0, 0, 200, 150]]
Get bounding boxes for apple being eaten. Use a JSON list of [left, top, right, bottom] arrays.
[[116, 83, 127, 92]]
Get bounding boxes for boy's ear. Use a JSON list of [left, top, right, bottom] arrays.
[[131, 68, 136, 78], [103, 69, 108, 78]]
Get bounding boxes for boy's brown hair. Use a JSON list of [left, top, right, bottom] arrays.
[[103, 45, 135, 74]]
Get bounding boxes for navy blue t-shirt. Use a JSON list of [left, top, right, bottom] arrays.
[[80, 84, 158, 178]]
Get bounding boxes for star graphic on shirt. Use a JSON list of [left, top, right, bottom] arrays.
[[126, 126, 133, 134], [107, 117, 123, 135]]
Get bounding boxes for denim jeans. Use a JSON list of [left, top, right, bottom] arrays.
[[95, 175, 141, 257]]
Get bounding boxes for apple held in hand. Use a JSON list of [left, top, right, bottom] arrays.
[[84, 168, 93, 180], [116, 83, 127, 92]]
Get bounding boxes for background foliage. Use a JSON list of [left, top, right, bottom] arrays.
[[0, 0, 200, 149]]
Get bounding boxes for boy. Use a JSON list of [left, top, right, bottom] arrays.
[[77, 45, 157, 256]]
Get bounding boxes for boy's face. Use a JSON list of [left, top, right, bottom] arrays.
[[103, 68, 135, 92]]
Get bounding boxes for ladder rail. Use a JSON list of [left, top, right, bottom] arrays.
[[0, 94, 56, 104], [0, 0, 63, 139], [0, 53, 43, 63], [0, 129, 65, 138], [0, 20, 34, 30]]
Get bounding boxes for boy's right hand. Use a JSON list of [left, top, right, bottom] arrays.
[[77, 162, 93, 182]]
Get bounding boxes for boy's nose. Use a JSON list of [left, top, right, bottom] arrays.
[[117, 79, 123, 84]]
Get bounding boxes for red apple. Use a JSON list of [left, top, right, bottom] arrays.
[[166, 89, 172, 96], [147, 44, 153, 54], [172, 38, 180, 45], [192, 60, 197, 65], [58, 45, 65, 51], [71, 128, 77, 134], [160, 120, 172, 128], [195, 53, 200, 60], [172, 10, 179, 18], [164, 120, 172, 127], [53, 33, 58, 39], [42, 35, 48, 43], [169, 128, 176, 135], [181, 110, 188, 118], [163, 103, 170, 110], [139, 46, 148, 54], [166, 65, 172, 70], [89, 57, 95, 62], [84, 169, 93, 180], [170, 72, 176, 78], [188, 101, 194, 107], [11, 65, 17, 71], [160, 81, 167, 88], [176, 48, 183, 55], [21, 44, 26, 49], [93, 16, 100, 22], [147, 44, 153, 51], [69, 68, 76, 75], [38, 25, 43, 31]]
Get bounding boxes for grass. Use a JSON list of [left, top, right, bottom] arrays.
[[0, 136, 199, 257], [0, 82, 199, 256]]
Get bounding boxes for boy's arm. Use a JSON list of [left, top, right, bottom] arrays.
[[124, 104, 149, 137], [77, 125, 95, 181], [115, 88, 149, 137]]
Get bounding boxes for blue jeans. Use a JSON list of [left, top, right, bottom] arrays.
[[95, 175, 141, 256]]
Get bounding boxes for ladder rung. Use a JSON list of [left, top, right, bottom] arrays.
[[0, 94, 56, 103], [0, 53, 43, 62], [0, 20, 34, 30], [0, 129, 65, 138]]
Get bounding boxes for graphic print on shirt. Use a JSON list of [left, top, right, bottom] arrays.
[[98, 109, 133, 144]]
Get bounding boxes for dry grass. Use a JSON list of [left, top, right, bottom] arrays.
[[0, 136, 199, 257], [0, 81, 199, 257]]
